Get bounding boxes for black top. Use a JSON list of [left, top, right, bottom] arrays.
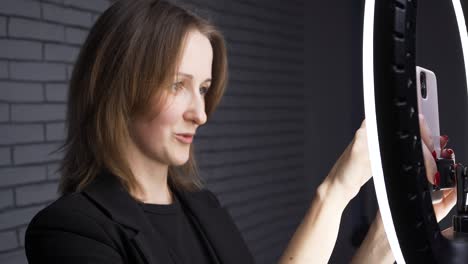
[[25, 169, 256, 264], [138, 194, 213, 264]]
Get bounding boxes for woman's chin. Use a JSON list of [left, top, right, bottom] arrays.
[[172, 155, 189, 166]]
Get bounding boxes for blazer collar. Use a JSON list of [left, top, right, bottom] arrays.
[[82, 169, 173, 264], [175, 192, 255, 264], [82, 169, 254, 264]]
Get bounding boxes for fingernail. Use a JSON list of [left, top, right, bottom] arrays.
[[432, 150, 437, 160], [447, 148, 455, 159], [442, 135, 449, 141], [434, 171, 440, 186]]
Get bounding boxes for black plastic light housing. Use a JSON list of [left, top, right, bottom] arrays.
[[363, 0, 468, 263]]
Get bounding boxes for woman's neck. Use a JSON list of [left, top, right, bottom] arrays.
[[125, 146, 173, 204], [132, 178, 173, 204]]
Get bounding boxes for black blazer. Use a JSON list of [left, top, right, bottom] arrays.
[[25, 170, 255, 264]]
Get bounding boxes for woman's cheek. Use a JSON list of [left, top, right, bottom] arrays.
[[161, 98, 186, 125]]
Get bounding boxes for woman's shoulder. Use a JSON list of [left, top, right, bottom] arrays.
[[185, 188, 223, 208], [25, 192, 124, 263], [26, 191, 111, 236]]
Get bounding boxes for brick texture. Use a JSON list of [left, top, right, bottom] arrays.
[[0, 231, 18, 251], [0, 82, 43, 102], [0, 17, 6, 36], [0, 39, 42, 60], [9, 18, 65, 42], [0, 61, 8, 78], [0, 147, 11, 165], [0, 189, 14, 210], [10, 62, 67, 81], [0, 104, 9, 122], [11, 104, 66, 122], [45, 83, 68, 102], [15, 182, 59, 206], [0, 124, 44, 145], [0, 1, 41, 19]]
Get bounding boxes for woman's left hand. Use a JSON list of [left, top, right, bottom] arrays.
[[352, 115, 458, 264], [419, 114, 457, 222]]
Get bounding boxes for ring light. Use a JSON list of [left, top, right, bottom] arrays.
[[363, 0, 468, 263]]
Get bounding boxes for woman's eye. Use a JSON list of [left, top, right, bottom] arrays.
[[171, 81, 184, 92], [200, 87, 210, 96], [172, 81, 209, 96]]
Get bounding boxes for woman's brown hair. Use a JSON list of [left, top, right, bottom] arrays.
[[55, 0, 228, 197]]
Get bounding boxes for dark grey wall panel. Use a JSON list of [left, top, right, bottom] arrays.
[[305, 0, 368, 263]]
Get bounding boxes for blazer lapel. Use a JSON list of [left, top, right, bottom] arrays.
[[82, 169, 176, 264], [82, 169, 254, 264], [173, 189, 255, 264]]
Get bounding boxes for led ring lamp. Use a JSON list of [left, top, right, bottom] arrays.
[[363, 0, 468, 263]]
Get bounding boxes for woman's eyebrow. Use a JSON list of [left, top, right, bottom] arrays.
[[177, 72, 211, 83]]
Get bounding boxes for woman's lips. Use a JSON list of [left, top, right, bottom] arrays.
[[175, 134, 193, 144]]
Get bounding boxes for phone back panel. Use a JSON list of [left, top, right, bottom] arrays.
[[416, 66, 441, 158]]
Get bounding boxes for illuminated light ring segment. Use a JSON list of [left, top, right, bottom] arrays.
[[362, 0, 406, 263], [363, 0, 468, 263], [452, 0, 468, 102]]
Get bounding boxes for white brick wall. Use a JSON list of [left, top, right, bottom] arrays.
[[0, 1, 306, 263]]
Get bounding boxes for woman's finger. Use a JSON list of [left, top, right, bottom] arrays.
[[433, 188, 457, 222], [441, 148, 455, 160], [419, 114, 435, 153], [440, 135, 449, 150], [442, 189, 455, 199], [422, 139, 437, 185]]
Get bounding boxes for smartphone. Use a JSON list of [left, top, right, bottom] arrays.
[[416, 66, 442, 158], [415, 66, 443, 202]]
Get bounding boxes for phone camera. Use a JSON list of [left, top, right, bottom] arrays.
[[420, 71, 427, 99]]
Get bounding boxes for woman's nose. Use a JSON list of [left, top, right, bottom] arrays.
[[185, 94, 207, 125]]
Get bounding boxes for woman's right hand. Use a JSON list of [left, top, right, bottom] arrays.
[[279, 119, 373, 264], [325, 119, 372, 203]]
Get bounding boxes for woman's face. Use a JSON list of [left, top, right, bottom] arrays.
[[129, 30, 213, 166]]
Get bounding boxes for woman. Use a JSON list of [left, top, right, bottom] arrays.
[[24, 0, 456, 263]]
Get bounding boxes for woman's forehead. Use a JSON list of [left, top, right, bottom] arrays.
[[176, 72, 211, 83], [176, 30, 213, 82]]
